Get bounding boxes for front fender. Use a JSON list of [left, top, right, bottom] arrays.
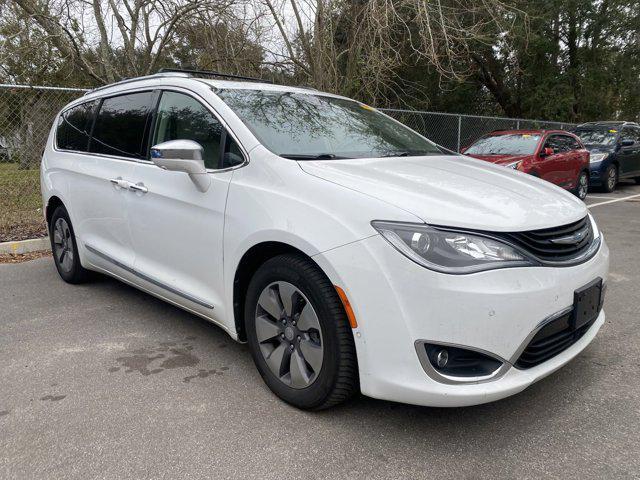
[[221, 151, 419, 337]]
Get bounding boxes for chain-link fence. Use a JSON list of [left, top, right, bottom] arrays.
[[0, 85, 88, 241], [380, 108, 575, 152], [0, 83, 576, 242]]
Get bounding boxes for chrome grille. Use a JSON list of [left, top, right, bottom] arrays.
[[503, 216, 594, 263]]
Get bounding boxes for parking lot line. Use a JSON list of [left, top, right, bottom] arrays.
[[587, 193, 640, 208], [585, 195, 616, 200]]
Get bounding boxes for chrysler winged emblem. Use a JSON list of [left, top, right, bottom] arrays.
[[549, 227, 589, 245]]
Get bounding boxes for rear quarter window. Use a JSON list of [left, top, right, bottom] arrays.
[[56, 100, 99, 152]]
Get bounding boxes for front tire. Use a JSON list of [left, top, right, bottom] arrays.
[[245, 254, 358, 410], [602, 164, 617, 193], [49, 205, 90, 284], [573, 171, 589, 200]]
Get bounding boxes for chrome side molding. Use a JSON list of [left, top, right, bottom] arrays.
[[84, 244, 214, 309]]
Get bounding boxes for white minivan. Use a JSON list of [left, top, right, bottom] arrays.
[[41, 70, 609, 409]]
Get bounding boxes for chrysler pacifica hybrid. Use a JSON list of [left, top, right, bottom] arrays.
[[41, 70, 609, 409]]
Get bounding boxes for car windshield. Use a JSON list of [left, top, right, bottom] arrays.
[[575, 128, 619, 146], [464, 134, 541, 155], [215, 89, 444, 159]]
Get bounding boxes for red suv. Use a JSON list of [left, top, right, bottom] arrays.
[[462, 130, 590, 200]]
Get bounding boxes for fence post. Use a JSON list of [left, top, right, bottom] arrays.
[[457, 116, 462, 152], [517, 120, 520, 129]]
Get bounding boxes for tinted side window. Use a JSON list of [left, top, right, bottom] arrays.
[[223, 137, 244, 168], [559, 135, 580, 151], [153, 91, 223, 169], [544, 136, 562, 152], [90, 92, 154, 159], [570, 136, 582, 150], [56, 101, 98, 151], [622, 127, 640, 143]]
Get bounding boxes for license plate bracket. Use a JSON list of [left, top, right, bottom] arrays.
[[572, 278, 603, 330]]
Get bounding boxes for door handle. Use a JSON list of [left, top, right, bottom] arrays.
[[129, 182, 148, 194], [110, 178, 131, 189]]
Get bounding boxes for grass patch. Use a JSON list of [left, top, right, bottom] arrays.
[[0, 163, 46, 242]]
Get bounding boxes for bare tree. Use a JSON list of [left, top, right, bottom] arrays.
[[261, 0, 527, 106], [11, 0, 238, 84]]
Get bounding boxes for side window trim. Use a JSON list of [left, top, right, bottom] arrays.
[[143, 89, 163, 160], [218, 128, 228, 170], [86, 98, 103, 153]]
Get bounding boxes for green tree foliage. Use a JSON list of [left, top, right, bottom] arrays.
[[447, 0, 640, 121]]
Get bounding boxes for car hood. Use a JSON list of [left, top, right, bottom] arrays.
[[298, 155, 587, 232], [583, 144, 615, 153], [463, 153, 532, 166]]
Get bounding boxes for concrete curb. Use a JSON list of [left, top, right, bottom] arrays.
[[0, 237, 51, 255]]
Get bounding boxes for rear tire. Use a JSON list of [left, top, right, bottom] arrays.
[[572, 171, 589, 200], [245, 253, 358, 410], [602, 164, 617, 193], [49, 205, 90, 284]]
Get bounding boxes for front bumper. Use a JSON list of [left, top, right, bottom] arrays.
[[589, 162, 606, 185], [314, 234, 610, 407]]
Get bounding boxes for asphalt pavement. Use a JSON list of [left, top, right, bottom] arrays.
[[1, 182, 639, 479]]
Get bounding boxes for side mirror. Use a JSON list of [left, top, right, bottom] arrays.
[[540, 147, 554, 157], [150, 140, 211, 192], [620, 138, 634, 147]]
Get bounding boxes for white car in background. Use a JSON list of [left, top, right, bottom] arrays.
[[41, 70, 609, 409]]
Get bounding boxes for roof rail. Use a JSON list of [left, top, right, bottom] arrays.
[[84, 71, 190, 95], [158, 68, 272, 84], [84, 68, 273, 96]]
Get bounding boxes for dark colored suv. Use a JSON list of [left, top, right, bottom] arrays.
[[462, 130, 590, 199], [574, 121, 640, 192]]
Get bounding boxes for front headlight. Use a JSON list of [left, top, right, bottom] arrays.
[[371, 221, 536, 274], [590, 153, 609, 163]]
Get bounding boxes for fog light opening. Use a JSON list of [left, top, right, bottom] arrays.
[[425, 343, 503, 378]]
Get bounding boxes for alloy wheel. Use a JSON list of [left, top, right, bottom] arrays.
[[607, 166, 617, 191], [578, 172, 588, 200], [254, 281, 324, 389], [52, 217, 74, 273]]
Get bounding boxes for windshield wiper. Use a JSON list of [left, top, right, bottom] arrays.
[[279, 153, 350, 160], [380, 150, 432, 157]]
